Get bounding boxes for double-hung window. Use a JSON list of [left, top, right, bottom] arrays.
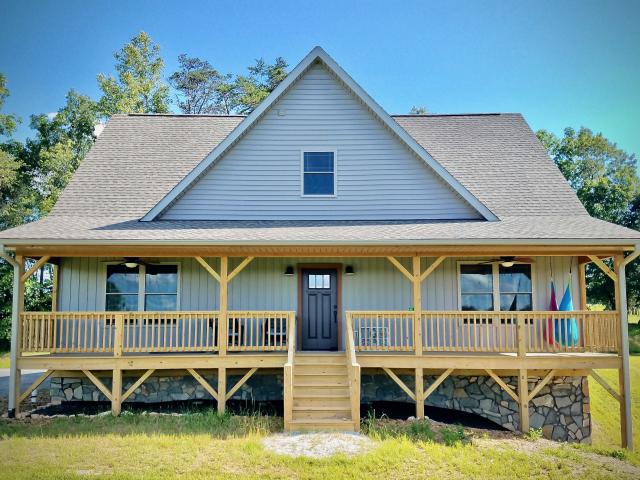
[[459, 262, 533, 312], [105, 264, 179, 311], [302, 150, 336, 196]]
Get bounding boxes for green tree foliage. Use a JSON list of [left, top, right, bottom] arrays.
[[409, 106, 429, 114], [168, 55, 288, 115], [233, 57, 288, 114], [537, 127, 640, 307], [0, 74, 18, 137], [97, 32, 170, 116], [168, 55, 234, 114]]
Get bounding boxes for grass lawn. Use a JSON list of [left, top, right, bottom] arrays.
[[0, 352, 9, 369], [591, 354, 640, 449], [0, 412, 639, 479]]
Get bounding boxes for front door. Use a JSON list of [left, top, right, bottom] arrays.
[[301, 268, 338, 350]]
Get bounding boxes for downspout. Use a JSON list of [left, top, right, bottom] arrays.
[[0, 245, 20, 418]]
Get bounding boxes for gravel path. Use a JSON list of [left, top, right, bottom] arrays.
[[262, 432, 376, 458]]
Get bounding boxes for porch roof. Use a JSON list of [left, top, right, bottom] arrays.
[[1, 214, 639, 246]]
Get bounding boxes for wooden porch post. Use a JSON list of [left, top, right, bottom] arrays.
[[8, 255, 24, 417], [111, 368, 122, 416], [518, 369, 529, 433], [217, 367, 227, 414], [412, 256, 423, 356], [415, 367, 424, 419], [51, 264, 58, 312], [218, 257, 228, 356], [614, 255, 633, 449], [578, 262, 587, 310]]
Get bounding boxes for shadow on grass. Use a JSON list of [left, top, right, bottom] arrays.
[[0, 408, 283, 439]]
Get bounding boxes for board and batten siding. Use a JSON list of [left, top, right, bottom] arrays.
[[161, 63, 481, 221], [56, 256, 581, 314]]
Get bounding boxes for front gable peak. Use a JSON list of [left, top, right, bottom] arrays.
[[142, 47, 497, 222]]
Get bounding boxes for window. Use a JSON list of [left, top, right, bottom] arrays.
[[144, 265, 178, 311], [105, 263, 179, 311], [499, 264, 532, 311], [459, 262, 533, 312], [302, 151, 335, 196], [460, 264, 493, 311], [106, 265, 139, 311], [308, 274, 330, 289]]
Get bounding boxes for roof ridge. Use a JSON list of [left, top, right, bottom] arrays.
[[392, 113, 517, 117], [124, 113, 248, 118]]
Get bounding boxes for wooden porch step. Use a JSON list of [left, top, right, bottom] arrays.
[[294, 354, 346, 365], [293, 405, 351, 411], [294, 379, 349, 387], [293, 386, 350, 396], [294, 364, 347, 375], [288, 419, 356, 432], [293, 395, 350, 407]]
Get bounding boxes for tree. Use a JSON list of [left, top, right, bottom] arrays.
[[410, 106, 429, 115], [97, 32, 169, 116], [169, 55, 234, 114], [234, 57, 288, 114], [0, 74, 18, 137], [537, 127, 640, 307], [167, 54, 289, 115]]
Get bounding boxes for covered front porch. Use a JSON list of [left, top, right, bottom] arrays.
[[3, 242, 636, 446]]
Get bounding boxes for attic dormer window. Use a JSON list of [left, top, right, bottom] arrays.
[[302, 150, 336, 196]]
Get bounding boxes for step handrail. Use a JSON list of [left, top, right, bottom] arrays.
[[283, 313, 296, 430], [345, 312, 361, 431]]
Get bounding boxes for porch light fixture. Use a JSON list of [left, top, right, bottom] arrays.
[[124, 261, 139, 268], [500, 256, 516, 268], [345, 265, 355, 276], [284, 266, 295, 276]]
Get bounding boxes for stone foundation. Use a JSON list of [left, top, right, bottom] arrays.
[[50, 371, 590, 443], [361, 373, 590, 443], [50, 372, 284, 404]]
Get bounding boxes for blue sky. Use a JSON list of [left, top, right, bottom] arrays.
[[1, 0, 638, 157]]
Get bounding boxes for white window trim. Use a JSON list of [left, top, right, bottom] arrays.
[[300, 148, 338, 198], [456, 260, 537, 312], [101, 261, 181, 312]]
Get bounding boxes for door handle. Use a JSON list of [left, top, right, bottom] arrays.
[[333, 305, 338, 323]]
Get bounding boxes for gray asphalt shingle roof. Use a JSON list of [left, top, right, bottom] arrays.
[[1, 113, 638, 245]]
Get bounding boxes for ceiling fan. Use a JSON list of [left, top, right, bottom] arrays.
[[477, 256, 533, 267], [101, 257, 158, 268]]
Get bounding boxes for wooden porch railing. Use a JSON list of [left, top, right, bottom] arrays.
[[227, 311, 294, 352], [347, 310, 621, 355], [20, 310, 295, 355]]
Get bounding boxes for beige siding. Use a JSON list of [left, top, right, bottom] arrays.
[[57, 256, 581, 313]]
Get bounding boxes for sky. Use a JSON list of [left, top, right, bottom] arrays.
[[1, 0, 639, 157]]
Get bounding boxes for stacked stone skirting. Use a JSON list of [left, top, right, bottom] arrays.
[[50, 372, 590, 443], [361, 373, 590, 443], [50, 373, 284, 404]]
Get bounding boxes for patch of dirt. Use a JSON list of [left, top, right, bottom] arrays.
[[0, 390, 50, 417], [262, 432, 376, 458]]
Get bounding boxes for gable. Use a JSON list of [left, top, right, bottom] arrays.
[[161, 63, 483, 221], [145, 47, 496, 221]]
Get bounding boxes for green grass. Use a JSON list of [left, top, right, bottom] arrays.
[[1, 412, 639, 479], [0, 352, 9, 369], [591, 355, 640, 449]]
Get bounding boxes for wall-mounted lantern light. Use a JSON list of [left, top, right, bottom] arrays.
[[345, 265, 355, 276], [284, 266, 295, 276]]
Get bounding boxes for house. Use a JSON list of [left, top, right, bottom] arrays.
[[0, 47, 637, 446]]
